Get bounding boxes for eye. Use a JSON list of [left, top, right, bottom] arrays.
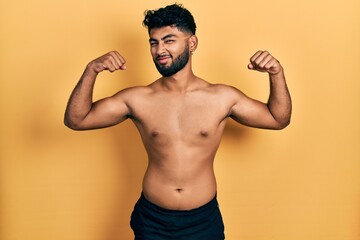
[[165, 39, 174, 44], [150, 42, 158, 47]]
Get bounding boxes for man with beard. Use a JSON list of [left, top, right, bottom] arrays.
[[64, 4, 292, 240]]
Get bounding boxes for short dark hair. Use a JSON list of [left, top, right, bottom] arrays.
[[143, 3, 196, 35]]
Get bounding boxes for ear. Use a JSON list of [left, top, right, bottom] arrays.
[[189, 35, 198, 53]]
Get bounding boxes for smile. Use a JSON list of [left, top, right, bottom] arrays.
[[156, 56, 171, 65]]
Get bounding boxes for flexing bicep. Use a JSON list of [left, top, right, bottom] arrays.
[[229, 88, 283, 130], [86, 95, 130, 128], [71, 93, 130, 130]]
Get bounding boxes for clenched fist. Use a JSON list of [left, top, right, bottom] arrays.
[[248, 50, 282, 75], [87, 51, 127, 73]]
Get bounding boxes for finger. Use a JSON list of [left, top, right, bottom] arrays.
[[247, 63, 254, 70], [264, 58, 281, 74], [249, 51, 269, 70], [250, 50, 263, 62], [253, 51, 270, 66], [114, 51, 126, 64], [113, 51, 127, 69], [102, 60, 116, 72], [264, 58, 277, 70], [258, 53, 273, 68], [109, 55, 121, 70], [109, 51, 122, 68]]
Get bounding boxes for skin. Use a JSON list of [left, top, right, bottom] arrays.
[[64, 26, 292, 210]]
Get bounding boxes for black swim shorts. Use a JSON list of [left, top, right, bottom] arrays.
[[130, 193, 225, 240]]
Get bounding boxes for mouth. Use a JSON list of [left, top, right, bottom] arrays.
[[156, 55, 171, 65]]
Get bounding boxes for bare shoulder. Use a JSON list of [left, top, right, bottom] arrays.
[[112, 84, 154, 100], [204, 82, 245, 99]]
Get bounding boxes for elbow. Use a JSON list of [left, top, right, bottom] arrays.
[[64, 119, 77, 130], [275, 118, 291, 130], [64, 116, 83, 131]]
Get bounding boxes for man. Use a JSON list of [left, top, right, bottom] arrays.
[[64, 3, 291, 240]]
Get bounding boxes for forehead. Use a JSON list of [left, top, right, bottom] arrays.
[[149, 26, 189, 39]]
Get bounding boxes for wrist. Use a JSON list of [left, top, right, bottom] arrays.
[[269, 66, 284, 77], [269, 67, 286, 85], [85, 62, 100, 76]]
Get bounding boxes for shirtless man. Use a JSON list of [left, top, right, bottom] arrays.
[[64, 4, 291, 240]]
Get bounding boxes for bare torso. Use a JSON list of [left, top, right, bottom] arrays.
[[125, 78, 233, 210], [65, 49, 290, 211]]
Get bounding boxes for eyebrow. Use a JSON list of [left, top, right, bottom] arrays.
[[149, 34, 177, 43]]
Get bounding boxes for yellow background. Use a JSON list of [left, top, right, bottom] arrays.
[[1, 0, 359, 239]]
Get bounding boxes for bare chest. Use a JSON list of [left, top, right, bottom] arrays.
[[130, 94, 229, 140]]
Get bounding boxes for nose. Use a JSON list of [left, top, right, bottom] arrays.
[[155, 42, 166, 56]]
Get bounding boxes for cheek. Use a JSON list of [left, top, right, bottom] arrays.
[[167, 45, 185, 57], [171, 43, 184, 51], [150, 47, 157, 57]]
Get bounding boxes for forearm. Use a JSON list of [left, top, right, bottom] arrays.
[[64, 65, 98, 128], [267, 68, 292, 128]]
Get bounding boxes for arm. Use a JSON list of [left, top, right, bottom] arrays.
[[64, 51, 129, 130], [230, 50, 292, 130]]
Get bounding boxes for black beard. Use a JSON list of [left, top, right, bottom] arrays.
[[154, 45, 190, 77]]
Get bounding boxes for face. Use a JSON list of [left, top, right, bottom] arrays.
[[149, 26, 193, 77]]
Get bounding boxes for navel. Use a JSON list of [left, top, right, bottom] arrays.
[[200, 131, 208, 137]]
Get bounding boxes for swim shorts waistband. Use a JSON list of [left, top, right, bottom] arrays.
[[139, 192, 219, 216]]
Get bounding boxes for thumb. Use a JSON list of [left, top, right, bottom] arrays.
[[247, 63, 254, 70]]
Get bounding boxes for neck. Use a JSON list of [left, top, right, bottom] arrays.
[[160, 62, 197, 93]]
